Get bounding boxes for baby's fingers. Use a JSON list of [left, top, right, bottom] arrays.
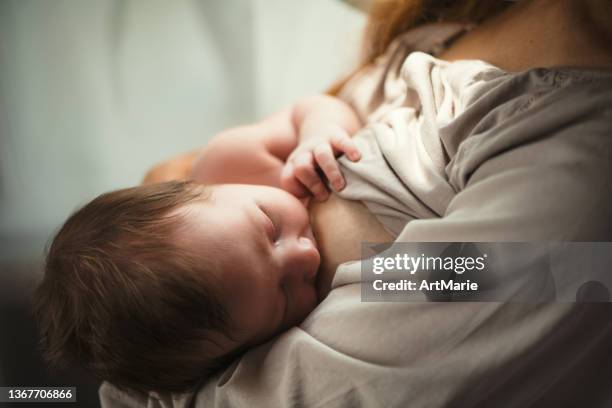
[[313, 143, 346, 192], [280, 163, 310, 199], [330, 133, 361, 162], [292, 152, 329, 202]]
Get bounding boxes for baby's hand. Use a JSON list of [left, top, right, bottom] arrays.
[[280, 125, 360, 202]]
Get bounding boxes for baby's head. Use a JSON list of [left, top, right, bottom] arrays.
[[33, 181, 320, 393]]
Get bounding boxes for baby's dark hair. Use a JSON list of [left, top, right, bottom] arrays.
[[33, 180, 234, 393]]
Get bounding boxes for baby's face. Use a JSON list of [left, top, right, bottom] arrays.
[[177, 184, 320, 356]]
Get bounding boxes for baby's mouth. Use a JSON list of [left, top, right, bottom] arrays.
[[298, 225, 320, 286], [303, 226, 318, 250], [307, 214, 320, 246]]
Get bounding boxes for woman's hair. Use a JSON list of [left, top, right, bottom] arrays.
[[33, 180, 232, 393], [361, 0, 510, 64], [328, 0, 510, 95]]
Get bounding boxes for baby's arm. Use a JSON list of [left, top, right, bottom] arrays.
[[156, 95, 362, 192], [282, 95, 362, 201], [189, 107, 296, 187], [143, 109, 295, 186]]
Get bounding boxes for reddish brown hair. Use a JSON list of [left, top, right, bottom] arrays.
[[328, 0, 510, 96], [361, 0, 510, 63], [33, 181, 233, 393]]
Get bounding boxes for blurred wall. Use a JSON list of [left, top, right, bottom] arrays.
[[0, 0, 365, 265]]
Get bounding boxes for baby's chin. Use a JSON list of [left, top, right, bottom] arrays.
[[290, 282, 319, 329], [315, 265, 335, 304]]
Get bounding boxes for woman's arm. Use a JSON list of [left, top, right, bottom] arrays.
[[142, 149, 202, 185]]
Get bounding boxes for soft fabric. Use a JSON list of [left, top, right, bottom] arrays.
[[100, 23, 612, 407]]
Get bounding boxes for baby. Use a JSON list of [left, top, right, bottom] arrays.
[[33, 95, 362, 394]]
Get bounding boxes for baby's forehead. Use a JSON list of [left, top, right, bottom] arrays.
[[171, 199, 273, 268]]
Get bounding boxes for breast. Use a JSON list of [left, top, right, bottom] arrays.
[[308, 193, 393, 299]]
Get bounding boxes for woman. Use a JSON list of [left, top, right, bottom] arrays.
[[103, 0, 612, 406]]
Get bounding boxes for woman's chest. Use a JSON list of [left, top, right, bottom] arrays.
[[309, 194, 393, 298]]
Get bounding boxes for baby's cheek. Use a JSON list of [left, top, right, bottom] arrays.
[[225, 279, 279, 344]]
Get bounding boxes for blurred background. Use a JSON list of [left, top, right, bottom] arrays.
[[0, 0, 365, 406]]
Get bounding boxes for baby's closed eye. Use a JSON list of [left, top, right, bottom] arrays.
[[258, 204, 281, 243]]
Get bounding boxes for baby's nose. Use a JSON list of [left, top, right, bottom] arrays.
[[298, 236, 315, 251], [288, 236, 320, 281]]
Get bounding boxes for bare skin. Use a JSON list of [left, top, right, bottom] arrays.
[[309, 195, 393, 300], [438, 0, 612, 72]]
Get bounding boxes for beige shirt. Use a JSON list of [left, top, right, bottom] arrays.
[[100, 23, 612, 408]]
